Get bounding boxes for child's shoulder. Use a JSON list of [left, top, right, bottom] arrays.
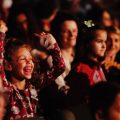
[[75, 62, 92, 74]]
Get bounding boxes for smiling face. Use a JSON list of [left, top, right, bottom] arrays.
[[106, 32, 120, 55], [60, 20, 78, 48], [9, 47, 34, 81], [90, 30, 107, 58]]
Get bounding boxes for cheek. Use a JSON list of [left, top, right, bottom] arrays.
[[115, 43, 120, 50], [62, 34, 69, 41], [91, 44, 99, 52], [74, 31, 78, 37], [13, 63, 25, 73], [108, 110, 120, 120], [32, 62, 34, 69], [18, 63, 25, 69], [61, 38, 69, 47]]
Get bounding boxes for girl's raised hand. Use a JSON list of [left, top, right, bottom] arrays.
[[0, 20, 8, 33], [34, 32, 56, 50]]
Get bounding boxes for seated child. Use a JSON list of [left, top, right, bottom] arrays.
[[0, 21, 65, 120]]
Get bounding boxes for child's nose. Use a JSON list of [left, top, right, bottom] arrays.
[[26, 58, 32, 63]]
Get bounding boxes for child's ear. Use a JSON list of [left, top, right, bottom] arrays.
[[4, 60, 12, 71], [95, 110, 104, 120]]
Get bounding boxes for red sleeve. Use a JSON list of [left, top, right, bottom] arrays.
[[0, 32, 6, 81], [0, 32, 12, 90], [34, 43, 66, 90]]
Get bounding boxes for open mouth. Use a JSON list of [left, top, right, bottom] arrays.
[[24, 66, 33, 75]]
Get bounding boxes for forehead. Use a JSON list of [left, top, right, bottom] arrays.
[[103, 11, 110, 18], [11, 47, 31, 58], [109, 32, 120, 38], [61, 20, 77, 28], [95, 29, 107, 37]]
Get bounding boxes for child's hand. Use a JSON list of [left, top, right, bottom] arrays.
[[0, 20, 8, 33], [34, 32, 56, 50]]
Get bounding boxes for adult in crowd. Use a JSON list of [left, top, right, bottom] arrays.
[[102, 26, 120, 83]]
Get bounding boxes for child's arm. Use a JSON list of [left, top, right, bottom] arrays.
[[34, 33, 66, 88], [0, 20, 8, 88]]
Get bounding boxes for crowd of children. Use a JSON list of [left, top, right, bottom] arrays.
[[0, 0, 120, 120]]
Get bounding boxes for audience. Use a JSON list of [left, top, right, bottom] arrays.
[[1, 1, 120, 120], [87, 7, 112, 27], [0, 21, 65, 119], [38, 11, 79, 120], [51, 11, 79, 91], [103, 26, 120, 83], [65, 24, 107, 106]]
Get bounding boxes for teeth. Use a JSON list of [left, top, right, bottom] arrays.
[[25, 69, 31, 71], [25, 67, 31, 69], [24, 69, 31, 71], [24, 67, 33, 73], [24, 66, 32, 69]]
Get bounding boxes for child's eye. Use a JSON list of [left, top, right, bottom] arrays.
[[20, 58, 26, 60], [115, 39, 119, 43], [98, 41, 102, 43], [17, 57, 26, 62], [95, 39, 103, 43], [20, 56, 25, 59], [17, 55, 33, 63]]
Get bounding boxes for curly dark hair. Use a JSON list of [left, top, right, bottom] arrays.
[[4, 38, 32, 61]]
